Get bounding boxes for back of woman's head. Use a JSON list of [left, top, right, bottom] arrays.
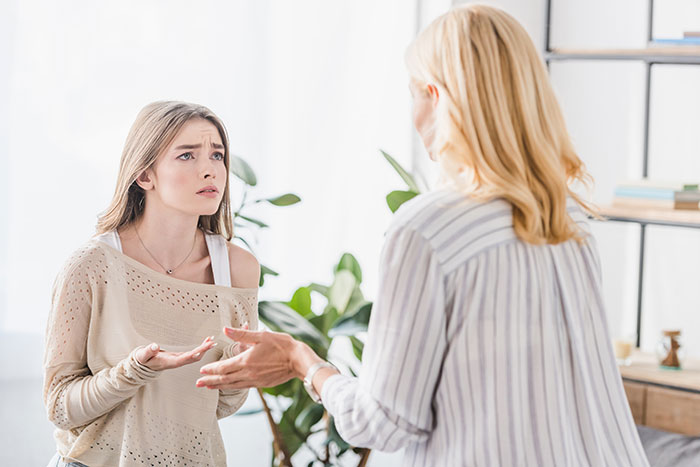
[[406, 4, 593, 245], [96, 101, 234, 239]]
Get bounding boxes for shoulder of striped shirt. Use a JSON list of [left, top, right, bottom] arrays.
[[388, 191, 592, 274]]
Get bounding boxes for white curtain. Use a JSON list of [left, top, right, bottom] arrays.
[[0, 0, 425, 334]]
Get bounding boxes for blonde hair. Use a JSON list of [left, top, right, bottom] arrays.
[[96, 101, 234, 240], [406, 4, 594, 245]]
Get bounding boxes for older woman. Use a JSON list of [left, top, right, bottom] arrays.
[[197, 5, 649, 467]]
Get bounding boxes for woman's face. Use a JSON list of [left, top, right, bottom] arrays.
[[409, 80, 438, 160], [142, 118, 227, 216]]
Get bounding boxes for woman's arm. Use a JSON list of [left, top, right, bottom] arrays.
[[43, 260, 161, 431], [198, 226, 446, 451], [44, 257, 215, 431]]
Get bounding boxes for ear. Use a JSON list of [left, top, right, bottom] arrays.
[[427, 84, 440, 108], [135, 169, 155, 191]]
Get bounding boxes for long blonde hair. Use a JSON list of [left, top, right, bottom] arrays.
[[406, 4, 594, 245], [96, 101, 234, 240]]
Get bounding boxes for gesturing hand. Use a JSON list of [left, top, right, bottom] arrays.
[[135, 336, 216, 371], [196, 327, 321, 390]]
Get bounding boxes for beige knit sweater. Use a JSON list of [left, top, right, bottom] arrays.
[[43, 239, 258, 466]]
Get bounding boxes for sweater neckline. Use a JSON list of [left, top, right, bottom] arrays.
[[91, 239, 258, 294]]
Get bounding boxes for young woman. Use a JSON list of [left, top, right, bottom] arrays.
[[43, 101, 260, 466], [197, 5, 650, 467]]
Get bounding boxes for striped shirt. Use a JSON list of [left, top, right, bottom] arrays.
[[321, 188, 649, 467]]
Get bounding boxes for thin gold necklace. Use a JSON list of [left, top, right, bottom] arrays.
[[135, 227, 197, 275]]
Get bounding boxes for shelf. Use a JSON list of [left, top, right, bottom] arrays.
[[620, 351, 700, 393], [546, 47, 700, 64], [597, 205, 700, 229]]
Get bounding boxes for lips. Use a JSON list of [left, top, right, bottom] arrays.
[[196, 186, 219, 194]]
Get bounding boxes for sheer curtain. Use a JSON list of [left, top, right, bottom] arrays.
[[0, 0, 420, 357]]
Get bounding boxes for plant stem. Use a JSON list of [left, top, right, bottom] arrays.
[[257, 388, 293, 467], [324, 418, 331, 463], [237, 189, 249, 215], [357, 449, 371, 467]]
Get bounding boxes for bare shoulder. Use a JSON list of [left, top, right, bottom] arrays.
[[226, 242, 260, 289]]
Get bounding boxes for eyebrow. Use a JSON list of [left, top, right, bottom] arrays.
[[174, 143, 225, 150]]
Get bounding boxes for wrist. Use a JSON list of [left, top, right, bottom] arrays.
[[289, 339, 323, 380]]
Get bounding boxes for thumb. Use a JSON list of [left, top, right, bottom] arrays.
[[136, 343, 160, 364], [224, 327, 262, 345]]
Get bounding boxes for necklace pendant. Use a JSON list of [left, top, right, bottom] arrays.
[[166, 269, 173, 275]]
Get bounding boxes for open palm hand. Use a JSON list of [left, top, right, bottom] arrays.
[[135, 336, 216, 371]]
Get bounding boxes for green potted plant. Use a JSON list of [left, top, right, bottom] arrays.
[[230, 150, 421, 466]]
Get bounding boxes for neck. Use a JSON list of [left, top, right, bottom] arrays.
[[131, 199, 201, 266]]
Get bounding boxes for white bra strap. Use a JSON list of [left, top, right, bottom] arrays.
[[112, 231, 123, 253], [95, 231, 123, 252], [205, 234, 231, 287]]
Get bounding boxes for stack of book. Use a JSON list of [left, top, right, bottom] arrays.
[[650, 31, 700, 46], [613, 181, 700, 211]]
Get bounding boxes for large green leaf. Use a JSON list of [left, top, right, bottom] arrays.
[[278, 404, 306, 456], [328, 270, 357, 314], [350, 336, 365, 360], [335, 253, 362, 283], [263, 193, 301, 206], [259, 264, 279, 287], [326, 416, 350, 455], [344, 288, 366, 317], [381, 150, 419, 193], [329, 302, 372, 338], [309, 282, 329, 297], [230, 154, 258, 186], [263, 378, 300, 397], [287, 287, 313, 317], [258, 301, 329, 354], [309, 306, 339, 335], [386, 190, 419, 213], [294, 403, 324, 433]]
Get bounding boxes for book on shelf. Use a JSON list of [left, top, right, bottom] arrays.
[[613, 180, 700, 211], [650, 38, 700, 46], [616, 180, 698, 191], [684, 31, 700, 38]]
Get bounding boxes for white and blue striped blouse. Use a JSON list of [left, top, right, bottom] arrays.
[[321, 188, 649, 467]]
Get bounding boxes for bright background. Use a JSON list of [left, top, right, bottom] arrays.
[[1, 0, 699, 465]]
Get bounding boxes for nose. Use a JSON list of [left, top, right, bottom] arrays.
[[199, 157, 217, 180]]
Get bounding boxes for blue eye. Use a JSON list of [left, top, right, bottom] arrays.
[[212, 152, 224, 161], [178, 152, 193, 160]]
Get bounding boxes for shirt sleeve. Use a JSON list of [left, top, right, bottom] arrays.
[[216, 291, 260, 419], [43, 259, 161, 432], [321, 225, 447, 452]]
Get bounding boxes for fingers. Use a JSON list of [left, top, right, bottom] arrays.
[[238, 323, 252, 352], [195, 372, 251, 390], [224, 326, 263, 345], [200, 353, 246, 375], [182, 336, 217, 363]]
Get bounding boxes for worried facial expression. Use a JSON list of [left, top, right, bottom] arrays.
[[139, 118, 227, 216]]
